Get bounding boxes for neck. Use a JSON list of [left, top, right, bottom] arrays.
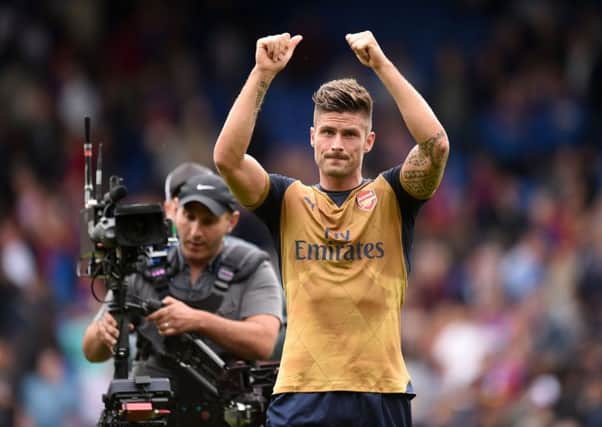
[[189, 266, 204, 283], [319, 172, 363, 191], [181, 254, 210, 283], [183, 240, 225, 283]]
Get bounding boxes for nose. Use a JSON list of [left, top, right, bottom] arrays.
[[330, 134, 344, 151], [189, 220, 204, 238]]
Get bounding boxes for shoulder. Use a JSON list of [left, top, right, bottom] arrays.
[[247, 173, 296, 211], [125, 272, 145, 292], [124, 271, 163, 302], [219, 236, 272, 281], [263, 173, 301, 203], [222, 235, 266, 255], [268, 173, 297, 188], [246, 259, 280, 285], [379, 165, 427, 212]]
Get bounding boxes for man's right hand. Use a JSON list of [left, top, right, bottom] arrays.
[[255, 33, 303, 76], [95, 312, 119, 351]]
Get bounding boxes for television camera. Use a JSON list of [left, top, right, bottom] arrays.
[[78, 118, 278, 426]]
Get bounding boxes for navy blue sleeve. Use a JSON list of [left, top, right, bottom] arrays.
[[252, 174, 295, 260], [381, 166, 426, 273]]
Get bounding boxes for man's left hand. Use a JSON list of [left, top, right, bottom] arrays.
[[346, 31, 389, 70], [146, 296, 201, 336]]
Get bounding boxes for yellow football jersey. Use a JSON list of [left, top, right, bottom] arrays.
[[249, 166, 424, 394]]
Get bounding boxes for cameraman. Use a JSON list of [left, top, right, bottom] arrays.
[[165, 162, 286, 361], [82, 172, 283, 426]]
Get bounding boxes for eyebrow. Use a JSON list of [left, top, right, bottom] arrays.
[[318, 125, 361, 134], [318, 125, 336, 131]]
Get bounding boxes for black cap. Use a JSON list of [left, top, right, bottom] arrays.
[[164, 162, 213, 201], [177, 174, 237, 216]]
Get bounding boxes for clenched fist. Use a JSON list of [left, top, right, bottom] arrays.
[[346, 31, 389, 70], [95, 312, 119, 350], [256, 32, 303, 76]]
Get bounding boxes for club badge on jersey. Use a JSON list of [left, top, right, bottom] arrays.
[[356, 189, 377, 211]]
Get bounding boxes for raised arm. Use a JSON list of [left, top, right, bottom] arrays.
[[214, 33, 303, 207], [346, 31, 449, 199]]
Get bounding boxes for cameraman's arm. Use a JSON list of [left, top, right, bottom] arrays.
[[199, 312, 280, 361], [148, 298, 280, 360], [82, 309, 118, 363], [148, 260, 283, 360]]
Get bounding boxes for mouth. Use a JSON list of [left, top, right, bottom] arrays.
[[324, 154, 348, 161], [186, 241, 206, 251]]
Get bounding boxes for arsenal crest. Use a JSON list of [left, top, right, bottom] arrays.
[[356, 189, 377, 211]]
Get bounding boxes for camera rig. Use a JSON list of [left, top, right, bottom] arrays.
[[78, 118, 278, 427]]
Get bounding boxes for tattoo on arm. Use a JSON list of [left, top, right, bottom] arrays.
[[254, 80, 269, 116], [401, 130, 448, 198]]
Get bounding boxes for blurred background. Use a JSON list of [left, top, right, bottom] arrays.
[[0, 0, 600, 426]]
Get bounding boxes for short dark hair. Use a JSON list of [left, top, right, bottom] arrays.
[[312, 78, 373, 128]]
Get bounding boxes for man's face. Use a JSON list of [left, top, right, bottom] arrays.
[[311, 111, 375, 179], [174, 202, 237, 267]]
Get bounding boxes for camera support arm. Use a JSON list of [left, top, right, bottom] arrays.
[[108, 249, 136, 380]]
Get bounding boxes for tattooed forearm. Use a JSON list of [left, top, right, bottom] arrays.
[[254, 80, 269, 116], [401, 130, 449, 199]]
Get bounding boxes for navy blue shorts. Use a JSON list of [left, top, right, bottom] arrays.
[[266, 392, 413, 427]]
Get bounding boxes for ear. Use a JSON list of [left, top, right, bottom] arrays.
[[364, 131, 376, 153], [227, 210, 241, 233], [164, 199, 177, 221], [310, 126, 315, 147]]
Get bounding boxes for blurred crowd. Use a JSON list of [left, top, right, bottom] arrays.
[[0, 1, 600, 426]]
